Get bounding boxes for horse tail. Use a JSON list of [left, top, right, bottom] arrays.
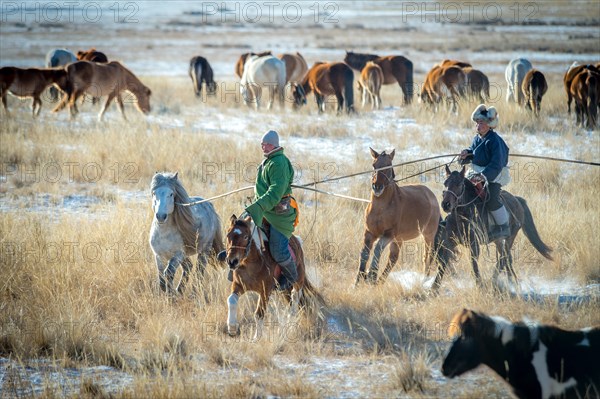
[[300, 276, 327, 310], [516, 197, 553, 260], [404, 59, 414, 104], [587, 73, 598, 127], [483, 74, 490, 101], [190, 60, 201, 96], [344, 65, 354, 113]]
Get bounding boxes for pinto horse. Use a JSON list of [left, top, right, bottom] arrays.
[[0, 66, 67, 117], [433, 166, 553, 293], [420, 65, 466, 113], [563, 64, 600, 114], [53, 60, 151, 120], [358, 61, 384, 110], [189, 55, 217, 97], [224, 215, 323, 339], [292, 61, 354, 114], [522, 69, 548, 117], [76, 48, 108, 63], [234, 51, 272, 78], [570, 69, 600, 129], [356, 148, 441, 285]]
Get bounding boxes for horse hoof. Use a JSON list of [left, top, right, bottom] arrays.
[[227, 325, 240, 337]]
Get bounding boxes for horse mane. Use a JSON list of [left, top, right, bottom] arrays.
[[151, 173, 199, 251], [448, 308, 505, 341]]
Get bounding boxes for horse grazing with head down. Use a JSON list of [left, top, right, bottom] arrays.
[[420, 65, 466, 113], [570, 68, 599, 129], [0, 66, 67, 117], [189, 56, 217, 98], [224, 215, 323, 339], [76, 48, 108, 63], [239, 54, 288, 110], [563, 64, 599, 114], [53, 60, 151, 120], [358, 61, 384, 110], [443, 308, 600, 399], [433, 166, 553, 293], [522, 69, 548, 117], [505, 58, 533, 105], [149, 172, 224, 295], [463, 68, 490, 103], [292, 61, 354, 114], [344, 51, 414, 105], [45, 48, 77, 101], [356, 148, 441, 285]]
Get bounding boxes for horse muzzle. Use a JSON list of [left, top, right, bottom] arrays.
[[371, 184, 385, 197], [227, 258, 239, 270], [155, 213, 167, 223]]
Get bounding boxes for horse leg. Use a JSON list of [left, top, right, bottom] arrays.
[[267, 85, 274, 110], [253, 291, 269, 341], [175, 257, 193, 295], [164, 252, 184, 295], [431, 236, 455, 294], [155, 256, 168, 292], [99, 92, 116, 121], [379, 240, 401, 283], [362, 86, 367, 108], [335, 91, 344, 115], [315, 93, 325, 114], [116, 94, 127, 121], [367, 236, 391, 284], [469, 239, 483, 288], [1, 91, 9, 116], [356, 231, 375, 285], [227, 285, 243, 336]]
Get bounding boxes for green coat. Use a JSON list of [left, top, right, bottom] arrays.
[[245, 148, 296, 238]]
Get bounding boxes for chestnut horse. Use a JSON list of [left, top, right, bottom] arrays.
[[358, 61, 384, 110], [438, 59, 472, 69], [278, 52, 308, 83], [564, 64, 600, 114], [53, 61, 151, 120], [522, 69, 548, 117], [77, 48, 108, 63], [356, 148, 441, 285], [463, 68, 490, 103], [420, 65, 466, 113], [293, 61, 354, 114], [0, 66, 67, 117], [570, 69, 599, 129], [224, 215, 323, 339], [189, 55, 217, 97], [235, 51, 273, 78], [344, 51, 414, 105]]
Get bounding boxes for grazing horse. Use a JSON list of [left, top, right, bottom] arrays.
[[463, 68, 490, 103], [234, 51, 273, 78], [505, 58, 533, 105], [356, 148, 441, 285], [443, 308, 600, 399], [278, 52, 308, 83], [438, 59, 472, 69], [420, 65, 466, 113], [239, 54, 286, 110], [149, 172, 224, 295], [76, 48, 108, 63], [189, 55, 217, 97], [45, 48, 77, 101], [0, 66, 67, 117], [433, 166, 553, 293], [522, 69, 548, 117], [53, 60, 151, 120], [344, 51, 414, 105], [570, 69, 600, 129], [358, 61, 384, 110], [563, 64, 600, 114], [224, 215, 323, 339], [293, 61, 354, 114]]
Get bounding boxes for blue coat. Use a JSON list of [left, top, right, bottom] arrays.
[[465, 130, 509, 182]]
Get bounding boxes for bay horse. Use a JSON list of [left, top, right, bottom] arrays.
[[433, 165, 553, 293], [443, 308, 600, 399], [356, 148, 441, 285], [463, 68, 490, 103], [189, 55, 217, 97], [77, 48, 108, 63], [234, 51, 272, 78], [344, 51, 414, 105], [45, 48, 77, 101], [358, 61, 384, 110], [522, 69, 548, 117], [239, 54, 286, 110], [149, 172, 224, 295], [420, 65, 466, 113], [563, 64, 599, 114], [224, 215, 323, 339], [570, 69, 599, 129], [278, 52, 308, 83], [505, 58, 533, 105], [292, 61, 354, 114], [0, 66, 67, 117], [53, 60, 151, 120]]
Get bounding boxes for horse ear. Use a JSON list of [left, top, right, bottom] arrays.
[[459, 166, 466, 177], [369, 147, 379, 159], [174, 171, 179, 180], [230, 214, 237, 224], [445, 164, 451, 177], [389, 149, 395, 160]]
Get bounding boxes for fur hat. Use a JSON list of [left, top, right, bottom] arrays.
[[471, 104, 499, 128], [261, 130, 280, 147]]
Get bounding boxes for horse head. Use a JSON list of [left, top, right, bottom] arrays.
[[442, 165, 466, 213], [370, 147, 395, 197], [135, 85, 152, 114], [290, 82, 306, 109], [151, 172, 178, 224], [225, 214, 256, 270], [442, 308, 484, 378]]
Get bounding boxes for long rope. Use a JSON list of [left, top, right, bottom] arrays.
[[291, 184, 370, 203]]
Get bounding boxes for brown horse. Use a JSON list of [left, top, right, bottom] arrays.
[[358, 61, 384, 110], [522, 69, 548, 117], [563, 64, 600, 114], [463, 68, 490, 103], [420, 65, 466, 113], [224, 215, 323, 339], [438, 59, 472, 69], [356, 148, 441, 285], [344, 51, 414, 105], [434, 166, 553, 293], [0, 66, 67, 117], [53, 61, 151, 120], [293, 61, 354, 114], [570, 69, 599, 129], [234, 51, 272, 78], [278, 52, 308, 83], [76, 48, 108, 63]]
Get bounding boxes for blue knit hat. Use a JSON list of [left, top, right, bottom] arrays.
[[261, 130, 280, 147]]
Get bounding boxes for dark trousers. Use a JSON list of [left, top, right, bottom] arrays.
[[487, 182, 503, 211]]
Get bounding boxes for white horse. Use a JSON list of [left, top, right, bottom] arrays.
[[505, 58, 533, 105], [149, 172, 224, 295], [239, 54, 286, 110]]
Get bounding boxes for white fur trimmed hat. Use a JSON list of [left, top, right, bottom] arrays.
[[471, 104, 499, 128], [261, 130, 280, 147]]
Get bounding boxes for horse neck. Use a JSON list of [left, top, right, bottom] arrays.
[[301, 75, 312, 95]]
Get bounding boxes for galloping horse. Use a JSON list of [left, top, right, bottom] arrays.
[[149, 172, 224, 295], [0, 66, 67, 117], [420, 65, 466, 113], [356, 148, 441, 285], [45, 48, 77, 101], [463, 68, 490, 103], [433, 166, 553, 293], [239, 54, 287, 110], [76, 48, 108, 63], [570, 68, 599, 129], [522, 69, 548, 117], [505, 58, 532, 105], [358, 61, 384, 110], [292, 61, 354, 114], [189, 55, 217, 97], [344, 51, 414, 105], [224, 215, 323, 339], [53, 60, 151, 120], [234, 51, 272, 78], [278, 52, 308, 83]]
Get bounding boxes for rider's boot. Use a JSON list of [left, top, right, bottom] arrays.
[[489, 205, 510, 240]]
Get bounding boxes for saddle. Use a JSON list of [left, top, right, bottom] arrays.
[[469, 174, 487, 200], [259, 220, 298, 279]]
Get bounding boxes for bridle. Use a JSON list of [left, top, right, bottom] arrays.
[[227, 223, 256, 262], [443, 178, 480, 209], [372, 164, 395, 189]]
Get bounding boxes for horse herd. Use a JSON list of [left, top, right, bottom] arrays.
[[1, 48, 598, 127]]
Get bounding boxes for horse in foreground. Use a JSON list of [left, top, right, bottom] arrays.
[[443, 308, 600, 399], [433, 166, 553, 293], [356, 148, 441, 285], [292, 61, 354, 114], [149, 172, 224, 295], [189, 55, 217, 98], [224, 215, 323, 339], [0, 66, 67, 117], [278, 52, 308, 83], [522, 69, 548, 117], [53, 60, 151, 120]]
